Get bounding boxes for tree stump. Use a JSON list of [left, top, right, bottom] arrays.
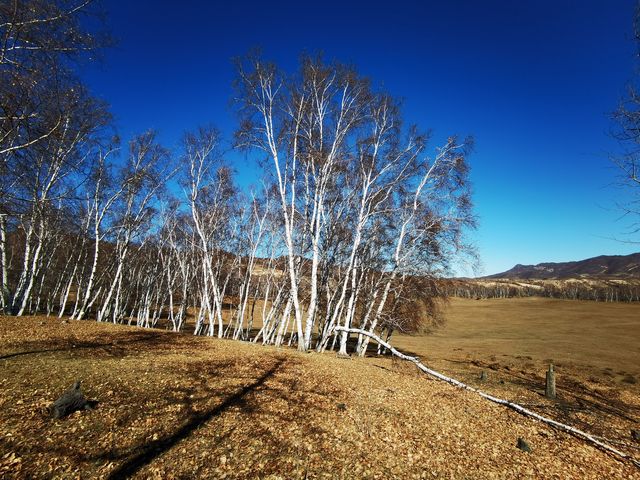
[[479, 370, 488, 381], [49, 381, 88, 418], [545, 364, 556, 399], [516, 437, 532, 452]]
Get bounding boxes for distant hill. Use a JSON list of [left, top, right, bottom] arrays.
[[487, 253, 640, 279]]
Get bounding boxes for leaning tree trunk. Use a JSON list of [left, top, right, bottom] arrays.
[[336, 326, 640, 469]]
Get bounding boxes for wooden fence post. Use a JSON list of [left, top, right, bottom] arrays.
[[545, 364, 556, 399]]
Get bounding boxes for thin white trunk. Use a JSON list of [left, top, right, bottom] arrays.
[[337, 326, 640, 469], [0, 214, 9, 312]]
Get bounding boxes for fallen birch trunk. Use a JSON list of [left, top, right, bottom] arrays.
[[335, 326, 640, 469]]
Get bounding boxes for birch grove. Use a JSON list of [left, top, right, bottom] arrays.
[[0, 2, 476, 356], [235, 55, 474, 352]]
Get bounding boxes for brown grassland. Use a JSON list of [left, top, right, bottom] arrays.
[[0, 297, 639, 478], [396, 297, 640, 379]]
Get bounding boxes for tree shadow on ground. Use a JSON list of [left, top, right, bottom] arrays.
[[0, 330, 174, 360], [105, 358, 286, 480], [1, 345, 354, 479]]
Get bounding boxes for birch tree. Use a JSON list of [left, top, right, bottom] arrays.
[[0, 0, 103, 159], [159, 205, 195, 331], [9, 85, 109, 316], [0, 0, 108, 315], [236, 54, 474, 352], [96, 132, 170, 323], [182, 127, 237, 337], [235, 56, 375, 350], [72, 146, 123, 319], [229, 192, 270, 340], [612, 4, 640, 240]]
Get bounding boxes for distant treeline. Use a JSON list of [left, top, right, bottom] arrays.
[[443, 279, 640, 302]]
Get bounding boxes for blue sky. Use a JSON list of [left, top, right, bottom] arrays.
[[81, 0, 640, 276]]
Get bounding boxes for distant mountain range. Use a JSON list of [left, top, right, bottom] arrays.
[[487, 253, 640, 279]]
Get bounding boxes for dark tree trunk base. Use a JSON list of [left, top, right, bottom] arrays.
[[49, 381, 89, 419]]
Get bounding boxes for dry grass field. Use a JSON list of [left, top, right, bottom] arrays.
[[0, 298, 639, 478], [395, 297, 640, 378]]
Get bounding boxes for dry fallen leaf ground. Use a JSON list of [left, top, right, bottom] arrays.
[[393, 297, 640, 460], [0, 316, 639, 479]]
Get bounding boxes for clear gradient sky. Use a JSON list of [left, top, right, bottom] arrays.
[[81, 0, 640, 276]]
